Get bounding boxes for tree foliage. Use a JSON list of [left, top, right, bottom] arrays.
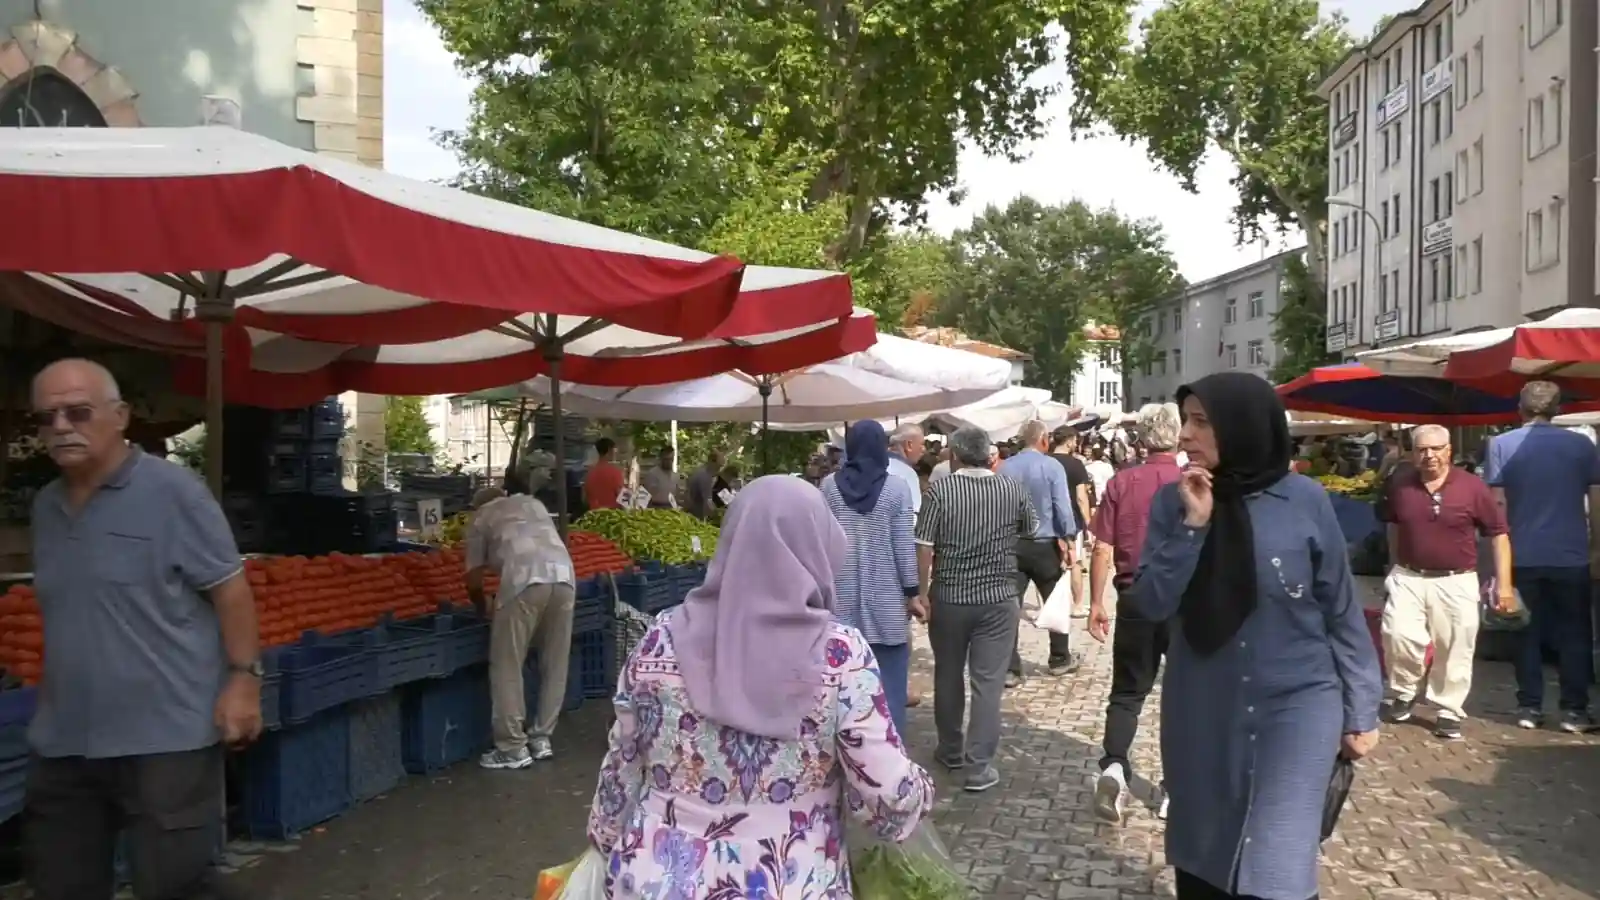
[[849, 230, 957, 328], [934, 197, 1183, 402], [419, 0, 1138, 259], [1268, 254, 1337, 383], [385, 396, 437, 456], [1074, 0, 1351, 296]]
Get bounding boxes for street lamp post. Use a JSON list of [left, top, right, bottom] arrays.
[[1327, 196, 1386, 348]]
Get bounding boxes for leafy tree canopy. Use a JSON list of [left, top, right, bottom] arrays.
[[385, 396, 438, 456], [419, 0, 1139, 258], [934, 197, 1183, 402], [1073, 0, 1351, 292], [1268, 253, 1337, 383]]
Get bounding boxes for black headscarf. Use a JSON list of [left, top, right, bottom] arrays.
[[1173, 372, 1292, 656], [834, 420, 890, 515]]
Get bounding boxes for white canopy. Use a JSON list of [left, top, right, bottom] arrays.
[[788, 385, 1076, 443], [492, 331, 1012, 424]]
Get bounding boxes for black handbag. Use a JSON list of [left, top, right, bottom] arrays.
[[1322, 757, 1356, 841]]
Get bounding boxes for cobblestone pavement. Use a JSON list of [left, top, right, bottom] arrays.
[[208, 581, 1600, 900]]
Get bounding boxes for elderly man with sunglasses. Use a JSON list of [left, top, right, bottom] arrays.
[[1378, 424, 1511, 741], [25, 358, 262, 900]]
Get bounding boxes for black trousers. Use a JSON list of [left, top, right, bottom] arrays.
[[1011, 538, 1071, 671], [1100, 589, 1168, 781], [1176, 869, 1317, 900], [25, 744, 241, 900]]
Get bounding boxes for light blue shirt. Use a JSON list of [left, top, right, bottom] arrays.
[[997, 449, 1076, 539], [1484, 422, 1600, 568]]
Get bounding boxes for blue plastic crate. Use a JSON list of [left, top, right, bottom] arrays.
[[260, 656, 283, 731], [0, 686, 36, 728], [667, 563, 707, 601], [275, 639, 374, 724], [267, 437, 341, 458], [572, 604, 608, 636], [401, 667, 490, 774], [360, 619, 449, 690], [241, 707, 351, 838], [443, 612, 491, 672], [307, 454, 342, 494], [573, 627, 614, 703], [348, 692, 405, 803], [616, 571, 676, 615], [0, 722, 27, 824]]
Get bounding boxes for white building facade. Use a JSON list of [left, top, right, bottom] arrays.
[[1070, 324, 1123, 410], [1320, 0, 1598, 355], [1127, 249, 1304, 405]]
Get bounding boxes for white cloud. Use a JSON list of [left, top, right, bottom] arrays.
[[382, 0, 1402, 281]]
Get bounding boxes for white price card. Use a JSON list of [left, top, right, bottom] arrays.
[[717, 488, 736, 506], [632, 491, 653, 510], [417, 499, 444, 540], [691, 536, 703, 554], [616, 487, 632, 508], [667, 493, 679, 510]]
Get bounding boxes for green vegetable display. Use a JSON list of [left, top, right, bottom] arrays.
[[850, 844, 971, 900], [574, 508, 719, 564]]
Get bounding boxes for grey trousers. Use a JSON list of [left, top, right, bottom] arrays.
[[928, 599, 1018, 771], [489, 582, 576, 751]]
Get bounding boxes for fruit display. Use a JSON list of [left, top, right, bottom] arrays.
[[0, 584, 41, 685], [429, 511, 471, 548], [574, 508, 719, 564], [247, 550, 496, 647], [566, 530, 634, 578], [1317, 471, 1378, 500]]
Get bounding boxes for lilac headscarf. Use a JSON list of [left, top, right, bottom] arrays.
[[665, 475, 847, 739]]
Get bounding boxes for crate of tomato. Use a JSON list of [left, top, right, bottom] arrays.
[[567, 531, 632, 580], [0, 583, 42, 686]]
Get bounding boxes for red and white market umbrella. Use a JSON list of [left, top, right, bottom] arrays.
[[1443, 308, 1600, 383], [0, 126, 859, 498]]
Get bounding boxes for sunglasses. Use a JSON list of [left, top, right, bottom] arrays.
[[1430, 490, 1443, 521], [30, 404, 97, 428]]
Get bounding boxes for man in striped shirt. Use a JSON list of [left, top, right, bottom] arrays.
[[915, 425, 1041, 793]]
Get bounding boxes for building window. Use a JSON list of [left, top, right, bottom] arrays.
[[1247, 291, 1264, 319], [1378, 199, 1390, 238], [1429, 256, 1442, 302], [1471, 236, 1483, 293], [1454, 150, 1469, 202], [1443, 253, 1454, 298], [1247, 340, 1266, 367], [1470, 40, 1483, 97], [1428, 177, 1441, 223], [1391, 194, 1401, 235], [1443, 171, 1454, 215], [1154, 352, 1167, 377], [1226, 344, 1238, 369], [1171, 307, 1181, 331], [1391, 122, 1403, 166], [1528, 201, 1565, 270], [1526, 208, 1545, 270], [1098, 382, 1119, 405], [1378, 270, 1389, 310], [1352, 143, 1361, 181], [1379, 129, 1390, 170], [1224, 298, 1237, 324], [1172, 349, 1182, 374], [1455, 53, 1469, 109], [1454, 244, 1469, 298], [1529, 0, 1563, 46], [1428, 100, 1441, 146], [1471, 138, 1484, 195]]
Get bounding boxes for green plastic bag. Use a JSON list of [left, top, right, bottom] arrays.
[[849, 823, 971, 900]]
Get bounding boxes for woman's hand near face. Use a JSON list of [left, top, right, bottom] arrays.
[[1177, 466, 1214, 527]]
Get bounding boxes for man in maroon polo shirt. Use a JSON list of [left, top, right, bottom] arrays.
[[1086, 402, 1184, 824], [1379, 424, 1512, 741]]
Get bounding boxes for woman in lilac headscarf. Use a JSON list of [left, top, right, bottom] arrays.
[[585, 476, 934, 899]]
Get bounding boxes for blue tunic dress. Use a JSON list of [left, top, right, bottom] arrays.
[[1131, 474, 1383, 900]]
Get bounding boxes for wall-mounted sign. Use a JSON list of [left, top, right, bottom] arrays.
[[1419, 60, 1454, 104], [1422, 218, 1453, 256], [1374, 309, 1401, 342], [1376, 82, 1410, 126], [1331, 112, 1358, 149], [1327, 321, 1349, 353]]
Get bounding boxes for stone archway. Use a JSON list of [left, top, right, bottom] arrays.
[[0, 20, 139, 127]]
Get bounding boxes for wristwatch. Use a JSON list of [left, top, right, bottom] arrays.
[[229, 660, 265, 679]]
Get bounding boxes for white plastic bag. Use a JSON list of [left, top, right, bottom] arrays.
[[850, 822, 971, 899], [535, 848, 607, 900], [1034, 575, 1076, 634]]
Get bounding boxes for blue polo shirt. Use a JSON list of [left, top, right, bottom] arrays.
[[1483, 422, 1600, 569], [997, 449, 1076, 540]]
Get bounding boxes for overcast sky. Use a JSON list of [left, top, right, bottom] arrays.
[[381, 0, 1401, 283]]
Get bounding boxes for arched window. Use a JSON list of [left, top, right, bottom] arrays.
[[0, 69, 107, 128]]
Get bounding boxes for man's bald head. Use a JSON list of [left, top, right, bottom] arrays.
[[32, 358, 130, 477]]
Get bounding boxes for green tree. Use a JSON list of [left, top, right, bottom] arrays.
[[385, 396, 437, 456], [849, 230, 956, 328], [1269, 254, 1337, 383], [419, 0, 1138, 259], [1073, 0, 1352, 295], [935, 197, 1183, 402]]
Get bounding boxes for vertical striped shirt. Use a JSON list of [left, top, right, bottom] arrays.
[[914, 468, 1039, 606], [819, 474, 920, 645]]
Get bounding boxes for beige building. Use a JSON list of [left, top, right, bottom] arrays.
[[1319, 0, 1597, 355], [0, 0, 388, 457]]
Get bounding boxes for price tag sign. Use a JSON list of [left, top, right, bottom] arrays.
[[667, 493, 678, 510], [616, 487, 632, 508], [717, 488, 736, 506], [691, 536, 703, 554], [632, 491, 652, 510], [417, 499, 444, 540]]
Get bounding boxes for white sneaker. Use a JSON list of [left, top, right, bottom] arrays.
[[1093, 764, 1128, 824], [479, 747, 532, 770], [529, 736, 554, 760]]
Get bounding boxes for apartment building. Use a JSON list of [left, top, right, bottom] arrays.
[[1126, 249, 1304, 405], [1071, 323, 1123, 410], [1319, 0, 1598, 355]]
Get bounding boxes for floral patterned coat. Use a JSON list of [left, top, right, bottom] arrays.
[[586, 610, 935, 899]]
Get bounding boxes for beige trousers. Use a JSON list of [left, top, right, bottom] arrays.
[[489, 582, 576, 752], [1382, 567, 1480, 719]]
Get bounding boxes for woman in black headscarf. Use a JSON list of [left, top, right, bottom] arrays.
[[1129, 372, 1383, 900]]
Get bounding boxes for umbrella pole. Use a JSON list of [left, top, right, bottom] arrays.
[[759, 378, 772, 475], [196, 277, 232, 499], [544, 338, 568, 539]]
